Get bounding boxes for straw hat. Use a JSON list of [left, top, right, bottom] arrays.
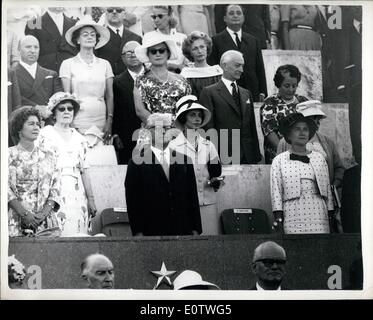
[[278, 112, 317, 144], [296, 100, 326, 119], [174, 95, 211, 128], [65, 16, 110, 49], [47, 92, 80, 114], [253, 241, 287, 263], [134, 32, 178, 63], [173, 270, 220, 290]]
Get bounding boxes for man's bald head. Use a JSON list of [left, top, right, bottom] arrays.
[[253, 241, 287, 262], [19, 35, 40, 65], [81, 254, 115, 289]]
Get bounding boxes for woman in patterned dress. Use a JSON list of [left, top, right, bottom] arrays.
[[260, 64, 308, 164], [37, 92, 97, 236], [8, 107, 61, 237], [270, 112, 335, 234]]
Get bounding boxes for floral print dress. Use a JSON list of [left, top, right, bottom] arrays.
[[260, 93, 308, 163], [38, 126, 90, 236], [8, 144, 61, 237]]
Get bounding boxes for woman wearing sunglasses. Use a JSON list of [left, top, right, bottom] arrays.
[[146, 5, 187, 73], [60, 16, 113, 143], [8, 107, 61, 237], [37, 92, 97, 236]]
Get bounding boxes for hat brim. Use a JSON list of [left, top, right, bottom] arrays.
[[280, 116, 317, 144], [175, 104, 211, 129], [176, 280, 220, 290], [135, 38, 179, 64], [65, 23, 110, 49]]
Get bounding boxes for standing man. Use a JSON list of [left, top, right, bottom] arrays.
[[25, 7, 77, 73], [250, 241, 287, 290], [96, 7, 142, 76], [125, 114, 202, 236], [113, 41, 144, 164], [200, 50, 262, 164], [81, 253, 115, 289], [12, 35, 62, 108], [208, 4, 267, 102]]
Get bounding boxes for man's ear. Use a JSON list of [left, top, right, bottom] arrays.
[[251, 262, 258, 275], [81, 274, 87, 280]]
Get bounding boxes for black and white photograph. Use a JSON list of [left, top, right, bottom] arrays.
[[1, 0, 372, 301]]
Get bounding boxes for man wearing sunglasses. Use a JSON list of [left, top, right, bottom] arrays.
[[250, 241, 287, 290], [96, 7, 142, 76]]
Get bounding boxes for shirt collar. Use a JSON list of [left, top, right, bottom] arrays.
[[151, 146, 170, 165], [108, 24, 124, 35], [226, 27, 242, 39], [353, 19, 361, 33], [256, 282, 281, 290], [77, 52, 97, 66], [47, 10, 64, 20], [221, 77, 237, 94], [20, 60, 37, 77], [128, 67, 144, 80]]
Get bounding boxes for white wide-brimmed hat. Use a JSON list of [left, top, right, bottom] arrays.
[[174, 95, 211, 128], [65, 16, 110, 49], [173, 270, 220, 290], [296, 100, 326, 119], [134, 32, 178, 63]]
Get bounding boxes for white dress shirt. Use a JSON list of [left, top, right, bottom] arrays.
[[256, 282, 282, 290], [108, 24, 124, 37], [221, 77, 238, 95], [20, 60, 37, 78], [128, 67, 144, 81], [47, 10, 64, 35], [151, 146, 170, 179], [226, 27, 242, 46]]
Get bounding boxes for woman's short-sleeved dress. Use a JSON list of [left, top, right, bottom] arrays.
[[8, 144, 61, 237], [59, 54, 114, 134], [180, 64, 223, 98], [260, 93, 308, 163], [38, 126, 90, 236]]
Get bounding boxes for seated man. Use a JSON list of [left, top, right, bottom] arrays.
[[81, 253, 115, 289], [251, 241, 287, 290], [125, 113, 202, 236]]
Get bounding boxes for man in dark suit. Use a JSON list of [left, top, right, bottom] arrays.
[[250, 241, 287, 290], [125, 114, 202, 236], [96, 7, 142, 76], [208, 4, 267, 102], [200, 50, 262, 164], [12, 35, 62, 108], [25, 7, 77, 73], [113, 41, 144, 164]]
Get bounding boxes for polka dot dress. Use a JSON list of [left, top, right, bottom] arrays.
[[283, 161, 330, 234]]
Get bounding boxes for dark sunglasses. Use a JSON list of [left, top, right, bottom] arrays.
[[149, 48, 167, 55], [107, 8, 124, 13], [57, 106, 74, 112], [256, 259, 286, 267], [150, 14, 165, 20]]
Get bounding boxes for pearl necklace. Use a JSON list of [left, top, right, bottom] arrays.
[[282, 96, 296, 104]]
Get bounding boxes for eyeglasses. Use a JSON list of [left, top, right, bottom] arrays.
[[80, 32, 97, 38], [256, 259, 286, 267], [122, 50, 136, 58], [57, 106, 74, 112], [107, 8, 124, 13], [148, 48, 167, 55], [150, 14, 166, 20]]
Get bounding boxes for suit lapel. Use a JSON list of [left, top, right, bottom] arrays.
[[149, 149, 170, 183], [223, 30, 239, 49], [43, 12, 62, 39], [216, 80, 241, 116], [32, 66, 48, 101], [239, 87, 251, 118], [16, 64, 35, 89]]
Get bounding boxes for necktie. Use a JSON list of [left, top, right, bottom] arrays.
[[231, 82, 241, 108], [116, 28, 121, 37], [159, 151, 169, 181], [234, 32, 241, 49], [289, 153, 310, 163]]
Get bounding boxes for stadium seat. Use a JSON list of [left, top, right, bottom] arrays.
[[100, 208, 131, 237]]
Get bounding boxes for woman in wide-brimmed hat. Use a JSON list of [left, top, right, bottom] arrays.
[[8, 106, 61, 237], [168, 95, 223, 235], [270, 112, 335, 234], [277, 100, 345, 187], [37, 92, 97, 236], [173, 270, 220, 290], [60, 16, 114, 142]]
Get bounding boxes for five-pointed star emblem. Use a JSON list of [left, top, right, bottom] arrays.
[[150, 262, 176, 289]]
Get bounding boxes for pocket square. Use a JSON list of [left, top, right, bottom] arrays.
[[45, 75, 53, 79], [8, 81, 12, 86], [246, 98, 251, 104]]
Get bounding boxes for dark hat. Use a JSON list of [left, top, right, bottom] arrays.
[[279, 112, 317, 144]]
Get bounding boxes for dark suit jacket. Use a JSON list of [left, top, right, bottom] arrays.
[[113, 70, 142, 164], [208, 29, 267, 101], [8, 68, 22, 115], [12, 63, 63, 106], [96, 27, 142, 75], [25, 12, 77, 72], [199, 80, 261, 164], [125, 149, 202, 236]]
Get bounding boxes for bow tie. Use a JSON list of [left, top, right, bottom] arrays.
[[289, 153, 310, 163]]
